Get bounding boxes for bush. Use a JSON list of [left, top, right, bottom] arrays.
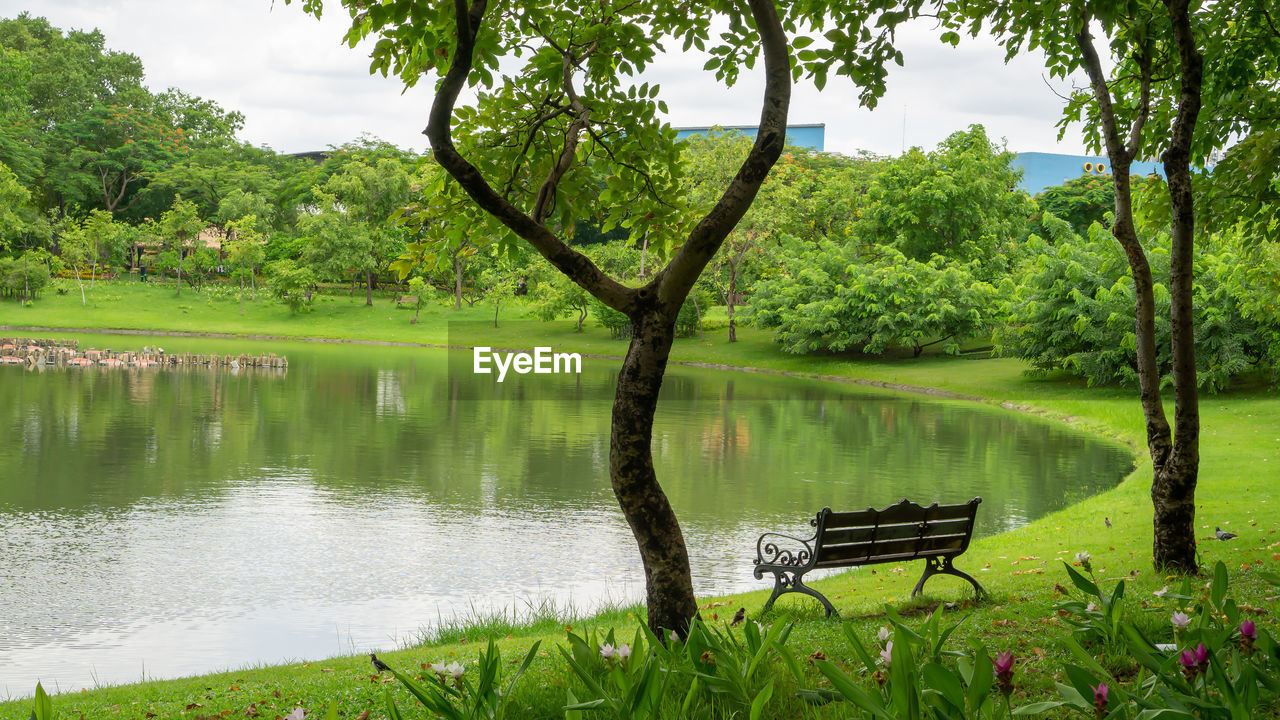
[[996, 221, 1272, 391], [747, 242, 1000, 357], [0, 254, 51, 301]]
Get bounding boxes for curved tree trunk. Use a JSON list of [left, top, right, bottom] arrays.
[[1153, 0, 1203, 573], [611, 305, 698, 638]]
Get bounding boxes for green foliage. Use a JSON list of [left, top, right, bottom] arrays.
[[856, 125, 1031, 276], [1033, 175, 1122, 237], [267, 259, 317, 314], [996, 224, 1273, 391], [0, 252, 50, 300], [531, 272, 591, 332], [381, 636, 541, 720], [748, 242, 999, 357]]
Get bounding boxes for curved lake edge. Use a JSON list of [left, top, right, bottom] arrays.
[[1, 322, 1142, 457]]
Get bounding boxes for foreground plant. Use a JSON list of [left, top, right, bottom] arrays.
[[380, 637, 541, 720]]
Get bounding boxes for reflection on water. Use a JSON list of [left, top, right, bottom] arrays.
[[0, 337, 1131, 694]]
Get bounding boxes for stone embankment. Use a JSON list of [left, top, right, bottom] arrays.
[[0, 337, 287, 371]]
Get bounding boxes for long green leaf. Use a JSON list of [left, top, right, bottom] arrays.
[[749, 679, 775, 720], [922, 662, 965, 711], [1013, 700, 1067, 715], [814, 659, 892, 720]]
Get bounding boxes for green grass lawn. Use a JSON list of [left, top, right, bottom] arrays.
[[3, 280, 1279, 718]]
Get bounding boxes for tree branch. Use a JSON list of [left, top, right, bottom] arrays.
[[423, 0, 635, 312], [1076, 16, 1131, 166], [532, 41, 597, 224], [655, 0, 791, 313]]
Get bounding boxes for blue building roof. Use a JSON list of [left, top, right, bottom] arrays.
[[674, 124, 825, 151], [1013, 151, 1164, 195]]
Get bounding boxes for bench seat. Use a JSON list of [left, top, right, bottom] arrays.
[[754, 498, 986, 617]]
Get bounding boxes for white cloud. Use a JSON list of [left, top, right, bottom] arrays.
[[1, 1, 1095, 156]]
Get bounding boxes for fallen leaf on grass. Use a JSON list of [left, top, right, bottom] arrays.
[[355, 711, 371, 720], [244, 704, 259, 717]]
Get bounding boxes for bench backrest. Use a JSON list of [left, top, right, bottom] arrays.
[[812, 498, 982, 568]]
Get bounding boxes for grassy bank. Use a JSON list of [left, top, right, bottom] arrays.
[[2, 281, 1279, 718]]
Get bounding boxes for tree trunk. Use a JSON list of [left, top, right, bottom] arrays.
[[1153, 0, 1203, 573], [612, 309, 699, 638], [176, 252, 182, 298], [493, 298, 500, 328], [638, 233, 649, 279], [366, 270, 374, 307], [75, 268, 85, 306], [727, 267, 738, 343], [454, 255, 463, 310], [239, 272, 245, 315]]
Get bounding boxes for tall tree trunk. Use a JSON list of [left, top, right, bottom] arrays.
[[612, 308, 699, 638], [454, 255, 463, 310], [366, 270, 374, 307], [1153, 0, 1204, 573], [727, 266, 738, 343], [239, 271, 245, 315]]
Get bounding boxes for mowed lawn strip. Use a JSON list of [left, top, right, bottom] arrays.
[[2, 280, 1279, 718]]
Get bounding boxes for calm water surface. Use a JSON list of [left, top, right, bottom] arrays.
[[0, 336, 1132, 694]]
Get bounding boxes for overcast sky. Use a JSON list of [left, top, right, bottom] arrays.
[[1, 0, 1096, 157]]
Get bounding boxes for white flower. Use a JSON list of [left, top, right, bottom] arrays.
[[877, 626, 891, 644], [445, 662, 465, 679], [428, 662, 448, 675], [879, 640, 894, 666], [1154, 587, 1169, 598], [616, 643, 632, 660], [1074, 551, 1091, 564], [1085, 602, 1097, 613], [600, 643, 617, 660], [1171, 611, 1191, 629]]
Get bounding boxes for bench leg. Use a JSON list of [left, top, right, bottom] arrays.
[[761, 570, 839, 618], [912, 556, 986, 599]]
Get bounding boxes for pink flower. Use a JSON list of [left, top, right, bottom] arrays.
[[1170, 611, 1191, 629], [879, 640, 893, 666], [1092, 683, 1108, 718], [993, 651, 1015, 696], [1241, 620, 1257, 639]]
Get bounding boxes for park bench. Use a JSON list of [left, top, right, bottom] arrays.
[[753, 498, 986, 617]]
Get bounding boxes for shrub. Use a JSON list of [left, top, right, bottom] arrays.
[[996, 222, 1272, 391], [747, 242, 1000, 357]]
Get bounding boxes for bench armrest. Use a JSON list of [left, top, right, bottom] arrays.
[[754, 532, 816, 570]]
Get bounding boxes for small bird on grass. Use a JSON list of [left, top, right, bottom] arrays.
[[1215, 527, 1237, 541], [730, 608, 746, 626], [1104, 517, 1112, 528], [370, 653, 391, 673]]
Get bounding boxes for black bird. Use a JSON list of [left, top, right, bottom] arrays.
[[370, 653, 391, 673], [1104, 517, 1112, 528], [730, 608, 745, 626], [1215, 527, 1237, 541]]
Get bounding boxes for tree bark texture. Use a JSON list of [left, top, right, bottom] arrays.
[[1078, 9, 1201, 573], [365, 270, 374, 307], [611, 303, 698, 637], [1154, 0, 1203, 573]]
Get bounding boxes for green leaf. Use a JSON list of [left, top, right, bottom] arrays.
[[1211, 561, 1228, 608], [814, 660, 891, 719], [1013, 701, 1067, 715], [748, 679, 774, 720], [1063, 562, 1100, 597], [922, 662, 965, 710]]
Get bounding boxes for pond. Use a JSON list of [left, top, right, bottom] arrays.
[[0, 335, 1132, 694]]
